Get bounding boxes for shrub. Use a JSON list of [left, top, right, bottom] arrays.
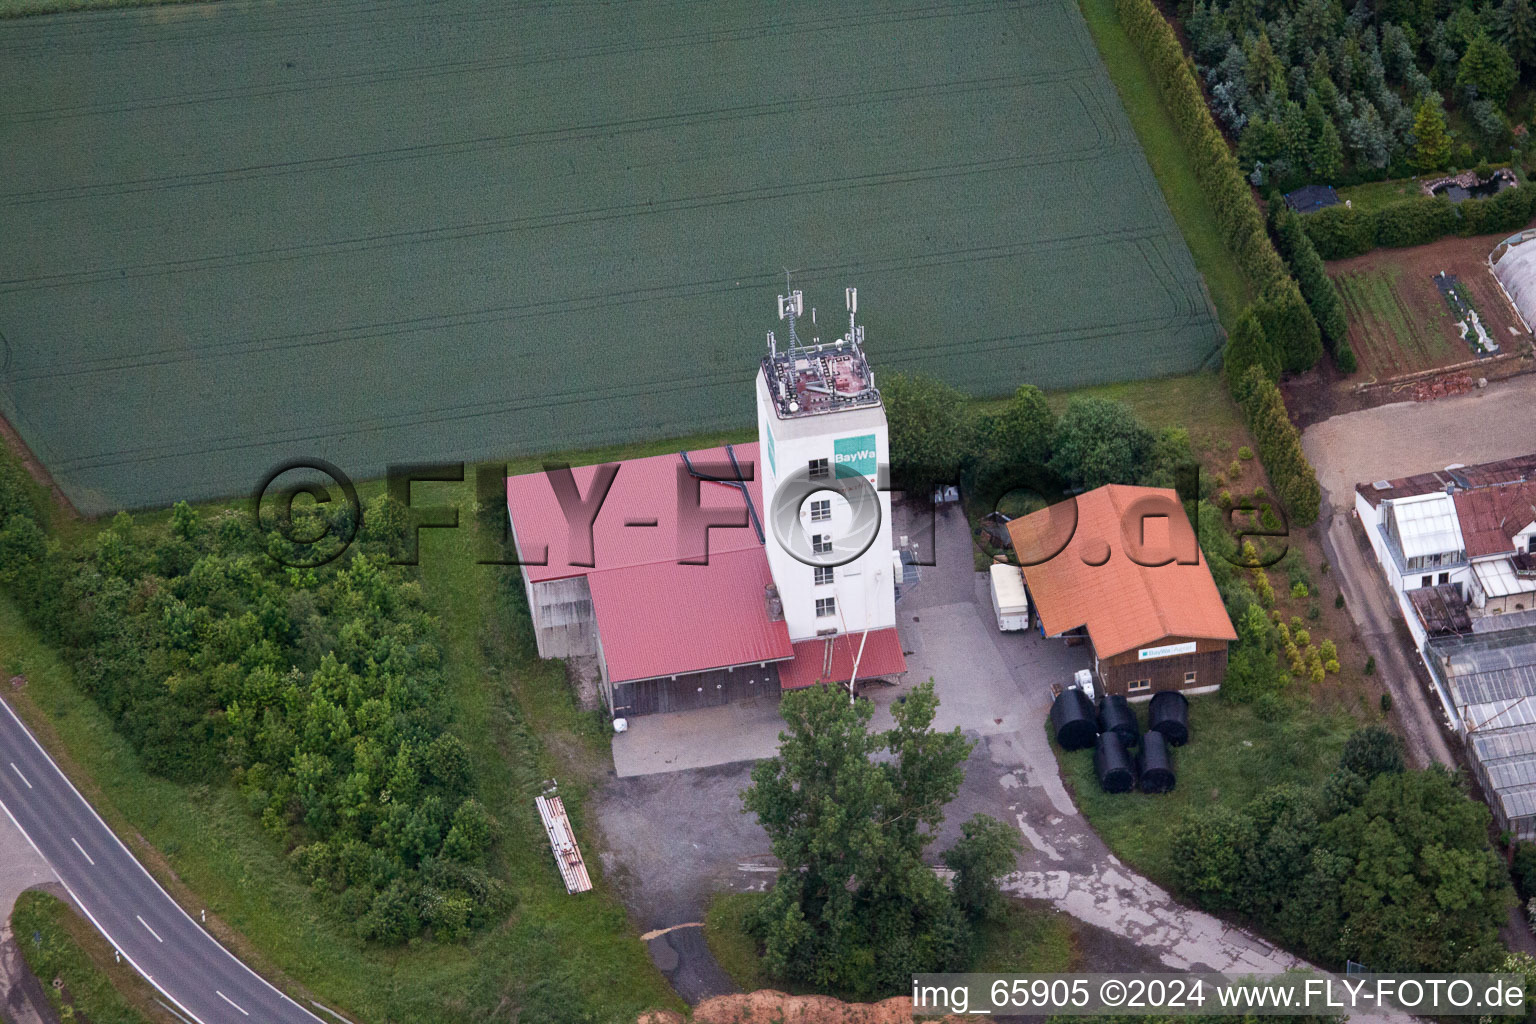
[[1271, 204, 1349, 356], [1381, 692, 1393, 713], [1291, 581, 1309, 598], [1365, 655, 1376, 675], [1238, 446, 1254, 460], [1335, 592, 1345, 608]]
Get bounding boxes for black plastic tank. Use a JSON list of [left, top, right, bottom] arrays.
[[1137, 729, 1176, 793], [1096, 694, 1140, 749], [1094, 731, 1135, 793], [1050, 688, 1098, 751], [1148, 690, 1190, 746]]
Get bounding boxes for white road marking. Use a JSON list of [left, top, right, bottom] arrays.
[[70, 837, 95, 865], [136, 914, 164, 943], [217, 991, 250, 1016], [9, 762, 31, 788]]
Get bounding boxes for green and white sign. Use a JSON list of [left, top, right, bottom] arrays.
[[833, 434, 877, 479]]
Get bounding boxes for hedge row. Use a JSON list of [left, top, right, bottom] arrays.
[[1115, 0, 1288, 292], [1271, 204, 1357, 373], [1116, 0, 1326, 525], [1303, 181, 1536, 260], [1233, 365, 1322, 528]]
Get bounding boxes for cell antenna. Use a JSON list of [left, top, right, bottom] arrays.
[[777, 271, 804, 360]]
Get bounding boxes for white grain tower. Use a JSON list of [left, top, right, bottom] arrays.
[[756, 285, 897, 644]]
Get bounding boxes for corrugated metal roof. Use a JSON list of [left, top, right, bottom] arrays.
[[1455, 482, 1536, 557], [586, 548, 793, 684], [507, 444, 763, 584], [1004, 485, 1236, 659], [1355, 454, 1536, 508], [778, 628, 907, 690]]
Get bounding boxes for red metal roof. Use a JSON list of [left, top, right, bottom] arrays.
[[506, 444, 763, 583], [1005, 484, 1236, 659], [1454, 482, 1536, 558], [586, 548, 793, 684], [507, 444, 795, 685], [777, 628, 907, 690]]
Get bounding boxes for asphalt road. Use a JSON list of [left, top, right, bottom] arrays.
[[0, 697, 327, 1024]]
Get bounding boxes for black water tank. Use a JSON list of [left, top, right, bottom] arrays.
[[1050, 688, 1098, 751], [1094, 731, 1135, 793], [1148, 690, 1190, 746], [1137, 729, 1176, 793], [1097, 694, 1140, 749]]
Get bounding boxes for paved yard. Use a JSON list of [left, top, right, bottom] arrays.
[[1303, 373, 1536, 513], [593, 504, 1307, 1003]]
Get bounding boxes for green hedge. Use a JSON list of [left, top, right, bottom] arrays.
[[1271, 204, 1355, 372], [1304, 183, 1536, 260], [1233, 366, 1322, 528], [1115, 0, 1288, 293]]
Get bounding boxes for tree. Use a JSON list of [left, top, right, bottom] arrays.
[[1047, 398, 1155, 490], [1338, 725, 1405, 781], [1224, 306, 1279, 394], [1320, 768, 1513, 970], [1312, 117, 1344, 179], [944, 814, 1023, 922], [1498, 0, 1536, 71], [976, 384, 1055, 483], [1281, 101, 1312, 171], [1410, 96, 1453, 171], [1170, 804, 1256, 911], [881, 372, 973, 500], [743, 681, 973, 996], [1458, 32, 1519, 105]]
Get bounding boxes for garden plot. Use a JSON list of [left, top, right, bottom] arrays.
[[1328, 231, 1530, 381]]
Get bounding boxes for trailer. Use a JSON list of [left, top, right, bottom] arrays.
[[989, 562, 1030, 631]]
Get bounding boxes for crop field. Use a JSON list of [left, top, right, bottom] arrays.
[[0, 0, 1220, 513], [1328, 231, 1530, 380]]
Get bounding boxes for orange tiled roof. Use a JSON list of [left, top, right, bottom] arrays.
[[1004, 485, 1236, 659]]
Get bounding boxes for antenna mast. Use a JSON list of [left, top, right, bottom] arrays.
[[778, 270, 804, 363]]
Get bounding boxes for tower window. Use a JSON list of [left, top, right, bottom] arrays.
[[815, 597, 836, 617], [808, 458, 829, 480], [812, 534, 832, 555], [814, 566, 834, 586], [809, 499, 831, 522]]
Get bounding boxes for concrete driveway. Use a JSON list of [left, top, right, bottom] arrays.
[[1, 806, 60, 1024], [594, 503, 1310, 1003]]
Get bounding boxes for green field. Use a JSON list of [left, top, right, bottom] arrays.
[[0, 0, 1220, 513]]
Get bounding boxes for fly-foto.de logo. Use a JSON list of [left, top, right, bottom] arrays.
[[833, 434, 877, 478]]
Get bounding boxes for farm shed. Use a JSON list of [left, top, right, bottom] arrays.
[[1005, 485, 1236, 699], [989, 563, 1030, 631]]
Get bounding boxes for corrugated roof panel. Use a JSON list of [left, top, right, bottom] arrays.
[[507, 444, 763, 584], [778, 628, 907, 689], [585, 548, 793, 684]]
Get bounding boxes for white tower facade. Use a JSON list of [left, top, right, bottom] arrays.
[[755, 287, 896, 643]]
